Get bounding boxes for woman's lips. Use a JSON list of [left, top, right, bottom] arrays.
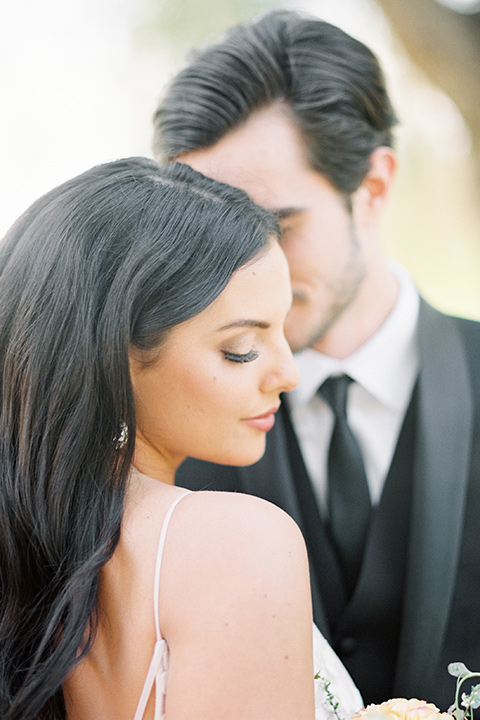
[[243, 407, 279, 433]]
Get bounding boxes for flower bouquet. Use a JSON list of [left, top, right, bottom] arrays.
[[350, 697, 452, 720], [322, 663, 480, 720]]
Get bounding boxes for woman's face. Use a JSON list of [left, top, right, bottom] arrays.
[[130, 241, 299, 479]]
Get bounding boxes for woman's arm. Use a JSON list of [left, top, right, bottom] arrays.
[[161, 491, 315, 719]]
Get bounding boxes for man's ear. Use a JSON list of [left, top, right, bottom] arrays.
[[352, 146, 397, 220]]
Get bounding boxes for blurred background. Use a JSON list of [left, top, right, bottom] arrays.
[[1, 0, 479, 318]]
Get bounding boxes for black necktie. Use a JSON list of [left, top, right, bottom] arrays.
[[319, 374, 371, 594]]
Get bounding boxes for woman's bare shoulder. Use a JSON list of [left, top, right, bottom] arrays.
[[174, 488, 305, 555], [124, 470, 305, 565], [160, 489, 315, 719], [123, 472, 310, 619], [160, 488, 310, 627]]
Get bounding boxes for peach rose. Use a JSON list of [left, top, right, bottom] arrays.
[[350, 697, 453, 720]]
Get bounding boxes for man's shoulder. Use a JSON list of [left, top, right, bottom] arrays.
[[419, 304, 480, 400], [419, 301, 480, 349], [450, 313, 480, 342], [433, 308, 480, 358], [420, 301, 480, 333], [452, 315, 480, 392]]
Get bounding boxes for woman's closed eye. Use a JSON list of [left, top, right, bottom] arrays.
[[223, 349, 259, 364]]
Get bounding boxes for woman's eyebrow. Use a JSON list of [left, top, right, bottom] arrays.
[[216, 319, 270, 332]]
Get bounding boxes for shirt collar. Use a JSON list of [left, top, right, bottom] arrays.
[[289, 261, 420, 412]]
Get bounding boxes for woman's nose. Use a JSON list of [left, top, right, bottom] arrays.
[[264, 338, 300, 395]]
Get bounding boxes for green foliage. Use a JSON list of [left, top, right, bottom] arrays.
[[315, 672, 345, 720], [448, 663, 480, 720]]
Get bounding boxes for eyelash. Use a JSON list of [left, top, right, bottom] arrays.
[[223, 349, 259, 364]]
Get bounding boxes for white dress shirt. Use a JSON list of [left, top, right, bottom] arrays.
[[286, 262, 420, 514]]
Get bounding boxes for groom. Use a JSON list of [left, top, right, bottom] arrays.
[[153, 10, 480, 709]]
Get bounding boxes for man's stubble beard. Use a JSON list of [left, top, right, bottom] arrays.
[[287, 220, 366, 354]]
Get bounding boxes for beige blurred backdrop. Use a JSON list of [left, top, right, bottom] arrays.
[[1, 0, 479, 319]]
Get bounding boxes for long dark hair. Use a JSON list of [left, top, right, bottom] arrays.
[[154, 10, 398, 194], [0, 157, 278, 718]]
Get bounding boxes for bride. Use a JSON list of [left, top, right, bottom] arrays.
[[0, 157, 361, 719]]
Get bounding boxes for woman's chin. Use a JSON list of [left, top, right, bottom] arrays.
[[207, 438, 267, 468]]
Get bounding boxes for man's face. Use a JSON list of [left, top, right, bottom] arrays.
[[178, 104, 367, 356]]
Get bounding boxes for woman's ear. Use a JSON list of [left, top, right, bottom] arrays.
[[352, 146, 397, 220]]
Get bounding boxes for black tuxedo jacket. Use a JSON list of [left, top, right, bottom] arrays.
[[176, 301, 480, 709]]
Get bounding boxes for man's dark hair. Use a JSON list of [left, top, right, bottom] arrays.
[[153, 10, 398, 194]]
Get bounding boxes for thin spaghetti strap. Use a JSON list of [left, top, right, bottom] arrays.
[[153, 491, 191, 640], [133, 490, 191, 720]]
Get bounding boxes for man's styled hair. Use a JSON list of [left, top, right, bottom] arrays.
[[153, 10, 398, 194]]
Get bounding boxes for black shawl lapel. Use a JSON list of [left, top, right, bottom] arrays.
[[394, 301, 473, 697]]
